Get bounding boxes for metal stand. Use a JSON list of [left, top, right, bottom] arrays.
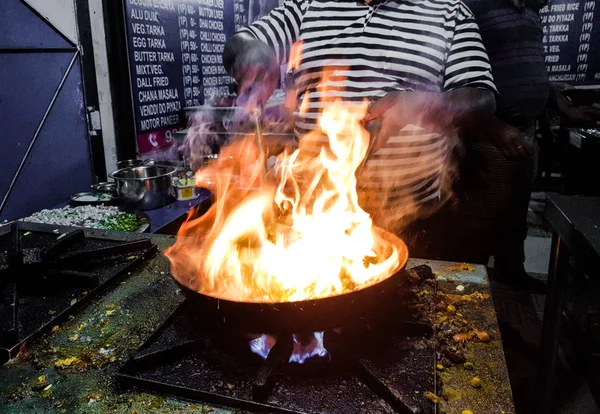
[[253, 334, 294, 402], [536, 232, 570, 414]]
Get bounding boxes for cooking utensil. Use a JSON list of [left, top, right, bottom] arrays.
[[252, 108, 268, 181], [178, 228, 408, 333], [175, 129, 294, 151], [69, 191, 118, 206], [184, 96, 288, 129], [184, 105, 241, 125], [109, 165, 177, 210]]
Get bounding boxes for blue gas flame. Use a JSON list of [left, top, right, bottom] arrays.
[[249, 332, 330, 364]]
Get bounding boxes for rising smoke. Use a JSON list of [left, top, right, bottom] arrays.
[[183, 75, 460, 238]]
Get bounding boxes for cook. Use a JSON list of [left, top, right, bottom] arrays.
[[442, 0, 600, 285], [441, 0, 552, 272], [223, 0, 505, 256]]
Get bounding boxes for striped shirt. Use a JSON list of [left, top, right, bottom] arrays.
[[241, 0, 496, 227]]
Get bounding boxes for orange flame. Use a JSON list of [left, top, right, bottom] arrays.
[[166, 100, 404, 303]]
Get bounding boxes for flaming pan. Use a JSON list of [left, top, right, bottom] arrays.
[[178, 228, 409, 334]]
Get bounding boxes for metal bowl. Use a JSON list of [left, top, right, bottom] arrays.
[[109, 165, 177, 210], [91, 182, 117, 193], [69, 191, 118, 205]]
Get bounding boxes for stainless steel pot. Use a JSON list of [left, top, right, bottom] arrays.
[[109, 165, 177, 210], [117, 159, 144, 169], [142, 159, 187, 169]]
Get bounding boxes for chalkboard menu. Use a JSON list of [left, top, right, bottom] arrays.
[[540, 0, 600, 86], [124, 0, 249, 153]]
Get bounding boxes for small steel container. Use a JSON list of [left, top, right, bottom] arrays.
[[91, 182, 117, 194]]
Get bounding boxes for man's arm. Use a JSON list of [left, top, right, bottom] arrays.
[[364, 3, 497, 142], [437, 88, 532, 158], [224, 32, 279, 108], [222, 0, 307, 109], [223, 32, 275, 76], [437, 89, 532, 159], [362, 87, 496, 156], [438, 3, 497, 130], [430, 87, 496, 135], [441, 4, 534, 159]]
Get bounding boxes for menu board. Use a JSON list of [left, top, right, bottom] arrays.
[[124, 0, 249, 153], [540, 0, 600, 86]]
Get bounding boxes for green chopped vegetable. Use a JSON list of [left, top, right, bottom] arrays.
[[99, 213, 147, 232], [584, 129, 600, 138]]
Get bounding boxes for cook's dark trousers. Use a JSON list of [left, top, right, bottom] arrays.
[[400, 121, 536, 265], [396, 199, 456, 261], [447, 121, 535, 267]]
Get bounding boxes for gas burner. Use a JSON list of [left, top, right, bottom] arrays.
[[0, 222, 157, 364], [249, 332, 330, 364], [118, 266, 438, 414]]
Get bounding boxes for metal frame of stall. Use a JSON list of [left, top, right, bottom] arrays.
[[0, 0, 108, 219]]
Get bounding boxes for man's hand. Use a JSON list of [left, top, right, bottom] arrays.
[[561, 105, 600, 127], [362, 88, 496, 155], [363, 91, 446, 154], [550, 84, 600, 128], [223, 33, 279, 111], [362, 89, 529, 160], [487, 118, 532, 160]]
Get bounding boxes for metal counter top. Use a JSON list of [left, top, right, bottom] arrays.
[[544, 193, 600, 265], [536, 193, 600, 413], [144, 191, 211, 234], [50, 190, 211, 235], [0, 228, 514, 414]]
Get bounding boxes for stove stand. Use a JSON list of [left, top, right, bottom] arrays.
[[118, 266, 437, 414], [0, 223, 158, 364]]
